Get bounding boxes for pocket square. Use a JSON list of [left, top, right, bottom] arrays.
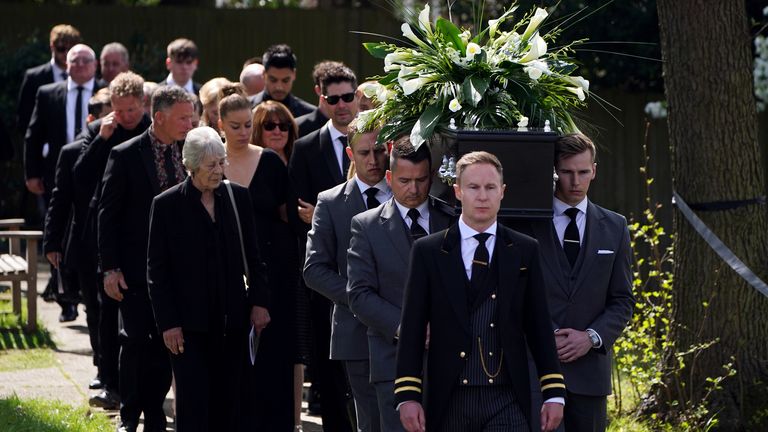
[[519, 267, 528, 271], [597, 249, 614, 255]]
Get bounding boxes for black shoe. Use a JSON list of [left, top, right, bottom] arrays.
[[89, 376, 104, 390], [58, 304, 78, 322], [89, 389, 120, 410], [41, 283, 56, 303]]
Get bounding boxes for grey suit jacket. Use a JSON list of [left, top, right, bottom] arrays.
[[346, 197, 453, 382], [531, 200, 634, 396], [304, 178, 369, 360]]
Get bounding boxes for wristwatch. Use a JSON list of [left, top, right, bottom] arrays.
[[586, 329, 600, 348]]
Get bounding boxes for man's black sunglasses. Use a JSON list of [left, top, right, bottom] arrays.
[[263, 122, 290, 132], [322, 92, 355, 105], [54, 45, 70, 53]]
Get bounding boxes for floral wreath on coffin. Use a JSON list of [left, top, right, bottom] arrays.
[[358, 2, 591, 150]]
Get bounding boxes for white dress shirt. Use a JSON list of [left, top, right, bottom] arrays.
[[354, 176, 391, 209], [166, 74, 194, 94], [553, 196, 588, 247], [51, 59, 67, 82], [66, 77, 95, 143], [326, 121, 347, 174], [394, 199, 430, 234], [458, 216, 497, 280]]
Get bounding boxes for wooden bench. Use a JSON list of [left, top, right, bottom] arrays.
[[0, 219, 42, 332]]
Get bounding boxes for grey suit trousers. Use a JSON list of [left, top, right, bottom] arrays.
[[346, 360, 381, 432], [373, 381, 406, 432]]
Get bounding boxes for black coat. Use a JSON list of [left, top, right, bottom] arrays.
[[288, 124, 346, 209], [147, 178, 269, 333], [97, 129, 175, 285], [250, 91, 315, 118], [395, 223, 566, 430], [295, 108, 328, 138], [17, 62, 55, 134]]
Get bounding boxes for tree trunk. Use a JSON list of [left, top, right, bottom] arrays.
[[656, 0, 768, 429]]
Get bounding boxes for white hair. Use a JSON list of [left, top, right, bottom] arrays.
[[100, 42, 129, 64], [66, 44, 96, 62], [182, 127, 226, 172]]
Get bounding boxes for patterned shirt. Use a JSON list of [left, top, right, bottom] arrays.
[[148, 126, 186, 191]]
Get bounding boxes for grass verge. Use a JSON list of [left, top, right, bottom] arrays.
[[0, 395, 112, 432], [0, 349, 55, 372]]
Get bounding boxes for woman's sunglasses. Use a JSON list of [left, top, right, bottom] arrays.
[[263, 122, 290, 132], [322, 92, 356, 105]]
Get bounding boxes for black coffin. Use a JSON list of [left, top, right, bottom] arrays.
[[429, 129, 557, 219]]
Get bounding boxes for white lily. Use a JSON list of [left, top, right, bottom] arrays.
[[488, 19, 500, 39], [361, 82, 381, 99], [522, 7, 548, 41], [563, 75, 590, 93], [376, 85, 394, 103], [356, 109, 374, 126], [402, 23, 428, 48], [567, 86, 586, 101], [418, 4, 432, 35], [518, 116, 529, 128], [401, 75, 437, 96], [524, 60, 549, 80], [385, 52, 410, 69], [460, 30, 471, 45], [449, 98, 462, 112], [466, 42, 482, 61], [519, 34, 547, 63]]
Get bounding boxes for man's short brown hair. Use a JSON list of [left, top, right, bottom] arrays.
[[50, 24, 81, 46], [554, 133, 596, 164], [109, 71, 145, 99], [166, 38, 198, 61], [455, 151, 504, 185]]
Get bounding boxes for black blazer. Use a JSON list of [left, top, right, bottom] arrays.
[[156, 80, 202, 96], [17, 62, 55, 133], [250, 91, 315, 118], [289, 124, 347, 209], [43, 140, 86, 269], [97, 129, 177, 286], [296, 108, 328, 138], [147, 178, 269, 333], [395, 223, 566, 430], [25, 80, 102, 185]]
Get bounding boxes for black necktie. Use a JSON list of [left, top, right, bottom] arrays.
[[563, 207, 581, 267], [471, 233, 491, 289], [338, 136, 350, 176], [364, 187, 380, 210], [74, 85, 84, 138], [61, 71, 68, 80], [163, 145, 178, 187], [407, 208, 428, 241]]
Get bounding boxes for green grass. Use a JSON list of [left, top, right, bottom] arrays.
[[0, 395, 112, 432], [608, 416, 654, 432], [0, 349, 55, 372], [0, 296, 55, 351]]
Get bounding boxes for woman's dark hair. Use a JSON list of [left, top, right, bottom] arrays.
[[251, 101, 298, 161]]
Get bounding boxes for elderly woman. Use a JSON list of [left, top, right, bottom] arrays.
[[147, 126, 270, 431]]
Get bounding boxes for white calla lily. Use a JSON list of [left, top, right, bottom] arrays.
[[401, 75, 437, 95], [522, 8, 549, 41], [466, 42, 482, 60], [385, 52, 410, 68], [524, 60, 549, 80], [402, 23, 427, 48], [449, 98, 462, 112], [361, 83, 381, 99], [488, 19, 500, 39], [418, 4, 432, 35], [460, 30, 471, 45], [563, 75, 590, 92], [567, 86, 586, 101], [519, 35, 547, 63], [518, 116, 529, 128]]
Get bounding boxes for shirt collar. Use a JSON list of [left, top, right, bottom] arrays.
[[148, 125, 173, 147], [51, 59, 66, 79], [327, 120, 345, 142], [458, 215, 497, 241], [354, 175, 389, 196], [67, 77, 95, 92], [553, 196, 588, 217], [166, 74, 194, 93], [394, 197, 430, 221]]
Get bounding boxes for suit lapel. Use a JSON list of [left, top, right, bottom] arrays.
[[573, 201, 606, 295], [380, 200, 411, 266], [320, 126, 343, 184], [54, 83, 69, 144], [342, 179, 366, 219], [428, 196, 453, 233], [494, 226, 522, 320], [138, 132, 161, 195], [438, 225, 471, 335], [532, 220, 570, 296]]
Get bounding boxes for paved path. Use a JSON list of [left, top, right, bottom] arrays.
[[0, 267, 323, 431]]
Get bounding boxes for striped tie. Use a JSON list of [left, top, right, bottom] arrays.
[[563, 207, 580, 267]]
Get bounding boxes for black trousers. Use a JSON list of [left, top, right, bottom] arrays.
[[560, 392, 607, 432], [248, 323, 295, 431], [441, 385, 528, 432], [76, 267, 99, 367], [97, 276, 120, 392], [171, 329, 247, 432], [118, 291, 172, 430]]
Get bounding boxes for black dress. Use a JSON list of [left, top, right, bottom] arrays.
[[246, 149, 307, 431]]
